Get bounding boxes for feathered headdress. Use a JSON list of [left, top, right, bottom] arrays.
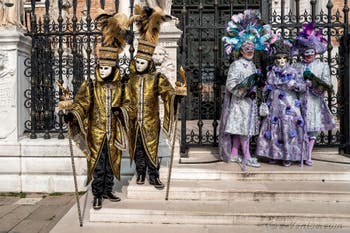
[[293, 22, 328, 55], [130, 4, 172, 61], [260, 24, 279, 52], [95, 9, 130, 66], [222, 9, 267, 58], [130, 4, 171, 44], [271, 39, 293, 56]]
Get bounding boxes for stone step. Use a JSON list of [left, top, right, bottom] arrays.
[[127, 178, 350, 202], [51, 194, 350, 233], [180, 147, 349, 164], [90, 199, 350, 227], [160, 160, 350, 181], [52, 223, 350, 233]]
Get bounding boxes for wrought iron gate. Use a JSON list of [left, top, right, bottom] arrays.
[[24, 0, 133, 139], [171, 0, 350, 153]]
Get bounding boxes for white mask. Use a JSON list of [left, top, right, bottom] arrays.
[[303, 49, 316, 63], [99, 66, 113, 79], [303, 49, 316, 56], [135, 58, 149, 72], [275, 54, 288, 67]]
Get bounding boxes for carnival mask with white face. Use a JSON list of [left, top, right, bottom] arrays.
[[135, 57, 150, 72], [275, 54, 288, 67], [303, 49, 316, 63], [99, 66, 113, 79], [240, 42, 255, 60]]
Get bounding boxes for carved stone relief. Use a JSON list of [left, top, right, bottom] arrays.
[[0, 51, 16, 139], [0, 0, 24, 27], [153, 45, 176, 84]]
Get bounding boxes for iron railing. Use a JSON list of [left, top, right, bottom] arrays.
[[171, 0, 349, 153], [24, 0, 134, 139]]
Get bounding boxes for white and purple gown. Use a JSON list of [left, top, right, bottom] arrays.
[[256, 64, 309, 161], [293, 59, 336, 132], [219, 57, 259, 162]]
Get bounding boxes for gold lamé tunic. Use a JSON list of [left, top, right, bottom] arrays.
[[128, 66, 176, 167], [69, 68, 135, 184]]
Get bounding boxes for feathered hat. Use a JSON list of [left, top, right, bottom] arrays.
[[293, 22, 328, 55], [222, 9, 267, 58], [129, 4, 172, 61], [95, 9, 130, 66], [269, 38, 293, 58], [274, 39, 293, 56]]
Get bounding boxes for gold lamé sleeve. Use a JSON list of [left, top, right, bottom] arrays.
[[158, 73, 176, 136], [71, 80, 92, 120], [68, 80, 92, 158]]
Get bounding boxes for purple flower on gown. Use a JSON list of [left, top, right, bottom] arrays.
[[279, 90, 286, 99], [280, 74, 289, 82], [271, 117, 278, 124], [275, 139, 284, 147], [285, 106, 292, 115], [294, 99, 301, 107], [297, 118, 305, 127], [289, 129, 297, 138], [264, 131, 272, 140]]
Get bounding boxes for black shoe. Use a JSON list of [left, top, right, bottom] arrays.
[[93, 197, 102, 210], [149, 177, 165, 190], [136, 174, 145, 185], [102, 192, 121, 202]]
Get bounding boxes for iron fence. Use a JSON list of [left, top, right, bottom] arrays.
[[24, 0, 350, 153], [24, 0, 133, 139], [171, 0, 349, 153]]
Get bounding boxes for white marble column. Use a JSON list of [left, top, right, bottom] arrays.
[[0, 28, 31, 191], [119, 0, 130, 16], [0, 28, 87, 193]]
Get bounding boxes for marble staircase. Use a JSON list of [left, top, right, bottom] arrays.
[[89, 147, 350, 229]]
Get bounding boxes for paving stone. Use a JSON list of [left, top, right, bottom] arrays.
[[0, 205, 38, 232], [14, 198, 42, 205], [9, 219, 48, 233]]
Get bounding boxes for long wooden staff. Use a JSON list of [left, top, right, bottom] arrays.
[[165, 67, 187, 200], [68, 126, 83, 227], [57, 82, 83, 227], [165, 100, 180, 200]]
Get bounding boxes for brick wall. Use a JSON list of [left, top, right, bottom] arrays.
[[24, 0, 119, 21], [333, 0, 349, 14]]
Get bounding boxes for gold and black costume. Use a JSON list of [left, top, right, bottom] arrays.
[[69, 68, 135, 187], [127, 4, 177, 188], [128, 61, 176, 183]]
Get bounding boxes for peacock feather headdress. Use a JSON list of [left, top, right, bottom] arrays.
[[222, 10, 267, 58]]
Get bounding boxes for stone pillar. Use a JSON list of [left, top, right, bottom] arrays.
[[155, 20, 182, 162], [0, 28, 87, 193], [0, 28, 31, 191], [119, 0, 130, 16]]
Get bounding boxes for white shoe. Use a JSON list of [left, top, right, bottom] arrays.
[[245, 157, 261, 168], [230, 156, 242, 163]]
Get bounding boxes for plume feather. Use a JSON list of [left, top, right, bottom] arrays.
[[131, 4, 171, 44], [95, 9, 129, 51]]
